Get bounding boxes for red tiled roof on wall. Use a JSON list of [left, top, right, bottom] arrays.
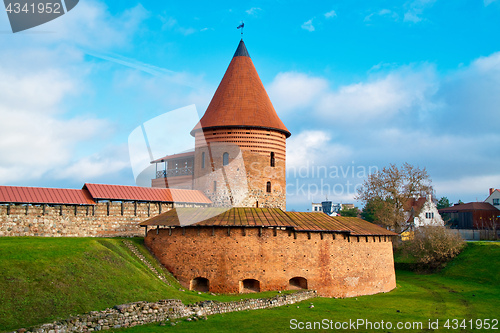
[[83, 183, 211, 204], [0, 186, 95, 205], [0, 184, 211, 205]]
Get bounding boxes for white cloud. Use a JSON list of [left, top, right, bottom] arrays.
[[0, 68, 75, 114], [364, 9, 398, 22], [301, 19, 315, 32], [0, 66, 110, 183], [246, 7, 262, 15], [484, 0, 498, 6], [269, 65, 439, 125], [403, 0, 436, 23], [270, 51, 500, 205], [54, 147, 131, 182], [0, 0, 153, 185], [317, 68, 438, 122], [434, 174, 500, 200], [267, 72, 328, 112], [471, 51, 500, 72], [40, 1, 149, 49], [161, 16, 196, 35], [324, 10, 337, 19], [403, 12, 422, 23], [287, 130, 352, 171]]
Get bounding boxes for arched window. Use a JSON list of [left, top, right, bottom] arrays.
[[201, 152, 205, 169], [240, 279, 260, 293], [223, 152, 229, 166], [190, 277, 209, 292], [266, 181, 271, 193], [288, 277, 308, 290], [270, 152, 275, 167]]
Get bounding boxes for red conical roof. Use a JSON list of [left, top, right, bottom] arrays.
[[191, 40, 290, 138]]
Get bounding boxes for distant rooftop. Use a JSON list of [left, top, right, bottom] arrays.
[[439, 202, 498, 212]]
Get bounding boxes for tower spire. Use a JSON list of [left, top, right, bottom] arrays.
[[191, 39, 290, 138]]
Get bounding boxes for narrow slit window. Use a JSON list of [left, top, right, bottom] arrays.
[[201, 152, 205, 169], [266, 181, 271, 193], [223, 152, 229, 166], [270, 152, 275, 167]]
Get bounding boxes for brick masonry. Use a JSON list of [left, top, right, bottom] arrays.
[[145, 226, 396, 298], [0, 202, 203, 237], [193, 128, 287, 210]]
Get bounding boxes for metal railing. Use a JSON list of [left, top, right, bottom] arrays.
[[156, 167, 193, 179]]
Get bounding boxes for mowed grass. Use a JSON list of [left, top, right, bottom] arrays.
[[0, 239, 498, 333], [114, 242, 499, 333], [0, 237, 295, 332]]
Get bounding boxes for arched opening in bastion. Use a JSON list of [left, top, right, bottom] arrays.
[[240, 279, 260, 293], [190, 277, 209, 292], [288, 277, 308, 290]]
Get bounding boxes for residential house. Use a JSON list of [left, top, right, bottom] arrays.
[[439, 202, 500, 230], [405, 195, 444, 228], [485, 188, 500, 209]]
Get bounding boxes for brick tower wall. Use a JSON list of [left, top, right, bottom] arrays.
[[145, 227, 396, 298], [193, 128, 286, 209]]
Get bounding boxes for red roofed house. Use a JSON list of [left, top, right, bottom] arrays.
[[439, 202, 500, 230], [405, 195, 444, 228], [485, 188, 500, 209]]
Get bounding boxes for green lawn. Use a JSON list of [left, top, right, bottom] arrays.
[[0, 239, 498, 333], [0, 237, 296, 332]]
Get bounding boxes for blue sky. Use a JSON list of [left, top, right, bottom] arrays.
[[0, 0, 499, 211]]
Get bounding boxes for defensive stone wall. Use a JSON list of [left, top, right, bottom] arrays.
[[15, 291, 317, 333], [145, 227, 396, 298], [0, 202, 202, 237]]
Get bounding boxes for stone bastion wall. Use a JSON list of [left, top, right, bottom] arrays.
[[0, 202, 202, 237], [145, 226, 396, 298]]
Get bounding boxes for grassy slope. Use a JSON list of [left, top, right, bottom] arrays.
[[1, 239, 498, 333], [0, 237, 295, 332], [116, 242, 500, 333]]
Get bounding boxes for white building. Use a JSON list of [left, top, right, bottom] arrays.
[[311, 201, 351, 216], [406, 195, 444, 228], [484, 188, 500, 209]]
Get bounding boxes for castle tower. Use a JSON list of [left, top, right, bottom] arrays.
[[191, 40, 290, 209]]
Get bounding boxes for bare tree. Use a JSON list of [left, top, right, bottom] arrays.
[[356, 163, 433, 233]]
